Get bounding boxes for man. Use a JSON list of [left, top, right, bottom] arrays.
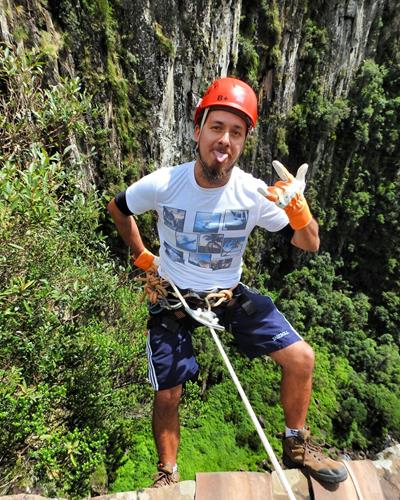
[[108, 77, 348, 487]]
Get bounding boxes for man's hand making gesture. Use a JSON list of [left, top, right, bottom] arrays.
[[259, 160, 313, 230]]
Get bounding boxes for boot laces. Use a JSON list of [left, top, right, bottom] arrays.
[[152, 469, 177, 488], [303, 436, 326, 462]]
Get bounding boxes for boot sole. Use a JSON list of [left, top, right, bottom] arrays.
[[282, 454, 348, 484]]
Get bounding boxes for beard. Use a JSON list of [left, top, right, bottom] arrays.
[[198, 155, 235, 185]]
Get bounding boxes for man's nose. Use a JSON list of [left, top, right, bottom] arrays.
[[218, 130, 230, 145]]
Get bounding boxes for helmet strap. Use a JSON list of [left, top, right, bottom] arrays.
[[199, 108, 209, 136], [194, 107, 209, 157]]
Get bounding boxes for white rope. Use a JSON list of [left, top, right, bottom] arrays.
[[163, 274, 296, 499], [343, 461, 364, 500], [209, 325, 297, 500]]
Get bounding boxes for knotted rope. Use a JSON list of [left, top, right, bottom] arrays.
[[137, 269, 169, 304], [137, 270, 234, 308], [204, 289, 233, 309]]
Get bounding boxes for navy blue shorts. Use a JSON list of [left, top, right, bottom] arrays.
[[146, 284, 302, 391]]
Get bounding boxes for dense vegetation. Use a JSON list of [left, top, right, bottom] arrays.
[[1, 1, 400, 497]]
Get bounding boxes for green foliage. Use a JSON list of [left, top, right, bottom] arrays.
[[289, 93, 350, 141], [49, 0, 152, 192], [0, 45, 152, 496], [108, 420, 156, 492], [275, 124, 289, 156], [350, 61, 389, 147], [235, 0, 282, 88], [299, 19, 328, 71], [0, 47, 91, 159], [276, 254, 400, 448], [238, 35, 260, 88], [154, 22, 176, 58]]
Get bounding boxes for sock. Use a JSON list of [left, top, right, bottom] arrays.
[[158, 462, 178, 472], [285, 426, 301, 438]]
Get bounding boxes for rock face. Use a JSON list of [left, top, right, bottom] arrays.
[[373, 444, 400, 499], [116, 0, 242, 168], [0, 0, 397, 175], [264, 0, 388, 171]]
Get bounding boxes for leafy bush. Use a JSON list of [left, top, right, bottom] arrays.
[[0, 45, 152, 496]]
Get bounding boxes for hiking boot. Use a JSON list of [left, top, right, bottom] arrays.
[[282, 428, 348, 484], [150, 463, 180, 488]]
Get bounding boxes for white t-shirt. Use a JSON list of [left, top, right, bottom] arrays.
[[126, 161, 289, 291]]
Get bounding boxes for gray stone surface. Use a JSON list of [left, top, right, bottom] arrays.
[[0, 496, 56, 500], [373, 444, 400, 500], [94, 480, 195, 500], [271, 469, 310, 499]]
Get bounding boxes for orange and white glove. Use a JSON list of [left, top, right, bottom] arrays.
[[132, 248, 159, 272], [258, 160, 313, 230]]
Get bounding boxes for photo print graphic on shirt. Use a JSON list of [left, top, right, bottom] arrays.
[[188, 253, 211, 269], [193, 212, 222, 233], [211, 257, 233, 270], [223, 209, 249, 231], [176, 232, 198, 252], [163, 206, 186, 232], [221, 236, 246, 257], [198, 233, 224, 254], [163, 241, 185, 264]]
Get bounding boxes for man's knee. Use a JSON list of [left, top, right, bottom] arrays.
[[295, 342, 315, 373], [271, 341, 315, 374], [154, 384, 182, 410]]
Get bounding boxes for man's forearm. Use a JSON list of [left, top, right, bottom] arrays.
[[107, 199, 145, 258], [291, 218, 320, 252]]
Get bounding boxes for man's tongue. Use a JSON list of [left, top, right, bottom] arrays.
[[214, 150, 228, 163]]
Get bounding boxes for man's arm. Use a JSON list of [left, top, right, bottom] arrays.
[[291, 218, 320, 252], [107, 198, 145, 259]]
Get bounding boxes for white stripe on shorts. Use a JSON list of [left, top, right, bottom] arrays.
[[146, 331, 159, 391]]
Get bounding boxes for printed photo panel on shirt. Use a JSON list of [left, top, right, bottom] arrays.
[[193, 212, 222, 233], [198, 233, 224, 253], [176, 232, 198, 252], [221, 236, 246, 256], [223, 209, 249, 230], [163, 241, 184, 264], [188, 253, 211, 268], [211, 257, 233, 270], [163, 206, 186, 232]]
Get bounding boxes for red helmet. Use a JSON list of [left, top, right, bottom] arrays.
[[194, 77, 258, 130]]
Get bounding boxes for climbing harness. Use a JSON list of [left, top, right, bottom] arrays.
[[137, 269, 233, 329], [166, 276, 226, 331], [139, 270, 296, 500]]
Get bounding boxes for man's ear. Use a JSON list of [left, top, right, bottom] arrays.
[[193, 124, 200, 142]]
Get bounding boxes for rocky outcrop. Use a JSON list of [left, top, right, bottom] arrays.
[[116, 0, 242, 168], [259, 0, 389, 174], [0, 0, 396, 175], [374, 444, 400, 499], [3, 449, 400, 499]]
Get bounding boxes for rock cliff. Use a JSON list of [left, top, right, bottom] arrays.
[[1, 0, 397, 177]]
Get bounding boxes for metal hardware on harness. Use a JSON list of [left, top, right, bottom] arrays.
[[165, 276, 225, 331]]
